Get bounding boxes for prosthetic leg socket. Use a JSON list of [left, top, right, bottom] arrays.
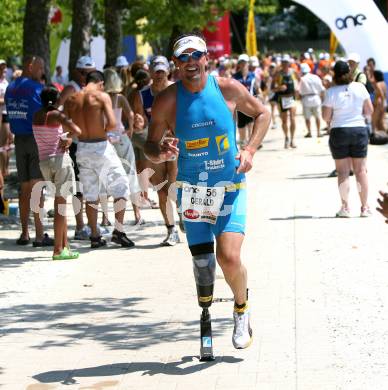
[[192, 253, 216, 308]]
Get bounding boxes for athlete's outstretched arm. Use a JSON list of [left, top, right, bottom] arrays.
[[144, 87, 178, 164]]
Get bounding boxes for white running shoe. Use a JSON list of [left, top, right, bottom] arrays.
[[74, 225, 91, 240], [161, 227, 180, 246], [336, 208, 350, 218], [97, 223, 111, 235], [360, 207, 372, 217], [232, 307, 253, 349]]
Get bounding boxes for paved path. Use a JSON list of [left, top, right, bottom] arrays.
[[1, 112, 388, 390]]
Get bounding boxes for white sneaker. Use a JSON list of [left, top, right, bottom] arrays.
[[161, 227, 180, 246], [97, 224, 111, 235], [232, 307, 253, 349], [74, 225, 91, 240], [360, 207, 372, 217], [336, 208, 350, 218]]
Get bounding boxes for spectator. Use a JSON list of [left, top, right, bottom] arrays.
[[347, 53, 367, 85], [52, 65, 67, 87], [298, 62, 325, 138], [115, 55, 129, 73], [59, 56, 97, 241], [322, 60, 373, 218], [103, 67, 143, 225], [0, 59, 12, 178], [368, 70, 387, 132], [5, 55, 54, 246], [32, 85, 81, 260]]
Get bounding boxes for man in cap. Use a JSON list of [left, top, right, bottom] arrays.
[[347, 53, 367, 85], [132, 55, 181, 245], [233, 54, 256, 148], [144, 32, 271, 349], [273, 54, 297, 148], [60, 56, 96, 103], [298, 62, 325, 138], [301, 52, 314, 73], [59, 56, 96, 240]]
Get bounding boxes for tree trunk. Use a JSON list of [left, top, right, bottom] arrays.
[[69, 0, 94, 76], [23, 0, 51, 80], [166, 25, 182, 58], [104, 0, 123, 67]]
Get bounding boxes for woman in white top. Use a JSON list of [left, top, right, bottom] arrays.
[[103, 68, 143, 225], [322, 60, 373, 217]]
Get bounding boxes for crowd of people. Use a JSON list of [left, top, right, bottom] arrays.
[[0, 46, 387, 254], [0, 30, 388, 351]]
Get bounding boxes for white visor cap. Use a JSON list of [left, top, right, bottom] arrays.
[[173, 36, 207, 57]]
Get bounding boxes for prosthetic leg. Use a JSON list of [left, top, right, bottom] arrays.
[[191, 243, 216, 361]]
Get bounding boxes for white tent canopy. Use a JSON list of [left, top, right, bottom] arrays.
[[293, 0, 388, 73]]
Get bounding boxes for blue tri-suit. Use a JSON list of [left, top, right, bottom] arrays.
[[175, 75, 247, 247]]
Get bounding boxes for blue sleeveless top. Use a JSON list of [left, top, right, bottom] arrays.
[[175, 75, 245, 186], [140, 86, 154, 121]]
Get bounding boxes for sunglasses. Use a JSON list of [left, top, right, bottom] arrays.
[[177, 50, 206, 62]]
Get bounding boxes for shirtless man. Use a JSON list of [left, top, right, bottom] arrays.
[[145, 33, 270, 349], [59, 56, 96, 240], [132, 56, 181, 245], [64, 71, 134, 248]]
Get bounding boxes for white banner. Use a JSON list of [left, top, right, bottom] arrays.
[[293, 0, 388, 72]]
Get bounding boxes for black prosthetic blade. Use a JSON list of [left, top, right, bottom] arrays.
[[200, 309, 215, 361]]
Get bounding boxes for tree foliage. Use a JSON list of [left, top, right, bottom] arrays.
[[0, 0, 26, 61], [122, 0, 246, 49]]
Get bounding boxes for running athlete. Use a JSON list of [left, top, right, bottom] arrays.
[[273, 54, 297, 148], [144, 33, 271, 349], [132, 56, 181, 245], [233, 54, 256, 148]]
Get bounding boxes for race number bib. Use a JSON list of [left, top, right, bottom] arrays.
[[181, 183, 225, 224], [281, 96, 295, 109]]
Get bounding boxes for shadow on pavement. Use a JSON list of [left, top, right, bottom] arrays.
[[0, 237, 50, 252], [33, 355, 243, 384], [288, 172, 331, 180], [270, 215, 337, 220], [0, 297, 232, 352], [304, 153, 331, 157], [0, 256, 50, 268]]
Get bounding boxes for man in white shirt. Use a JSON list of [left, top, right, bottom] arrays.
[[298, 63, 325, 138]]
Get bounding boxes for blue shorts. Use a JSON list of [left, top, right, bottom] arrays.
[[178, 188, 247, 246]]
